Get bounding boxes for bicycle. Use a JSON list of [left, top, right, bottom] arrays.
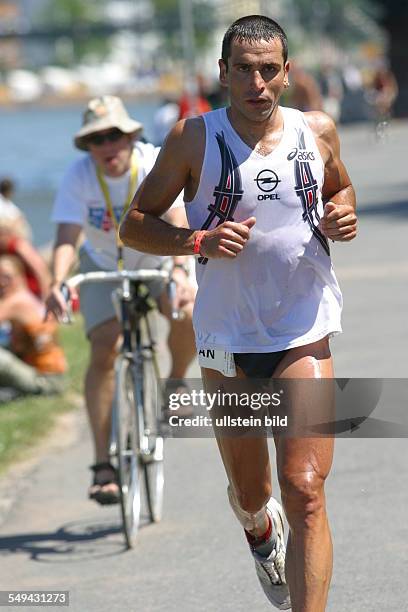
[[64, 268, 176, 548]]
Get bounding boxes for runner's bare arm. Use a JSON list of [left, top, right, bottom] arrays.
[[119, 119, 256, 258], [306, 112, 357, 242], [119, 119, 197, 255]]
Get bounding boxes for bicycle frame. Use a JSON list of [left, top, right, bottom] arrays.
[[113, 276, 163, 458]]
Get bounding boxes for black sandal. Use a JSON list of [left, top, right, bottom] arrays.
[[89, 462, 120, 505]]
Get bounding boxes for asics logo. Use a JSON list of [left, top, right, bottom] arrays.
[[287, 147, 315, 161]]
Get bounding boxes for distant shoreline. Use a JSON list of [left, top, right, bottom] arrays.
[[0, 90, 164, 110]]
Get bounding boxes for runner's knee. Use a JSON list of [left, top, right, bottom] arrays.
[[279, 470, 326, 525]]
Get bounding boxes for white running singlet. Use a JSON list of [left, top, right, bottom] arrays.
[[186, 106, 343, 353]]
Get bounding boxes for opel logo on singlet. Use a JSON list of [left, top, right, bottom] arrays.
[[255, 169, 281, 193]]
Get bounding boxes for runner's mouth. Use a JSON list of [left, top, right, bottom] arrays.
[[246, 98, 270, 107]]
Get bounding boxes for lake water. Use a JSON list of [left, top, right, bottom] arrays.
[[0, 100, 160, 246]]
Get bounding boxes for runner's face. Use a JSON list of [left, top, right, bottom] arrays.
[[87, 130, 133, 177], [219, 38, 289, 122]]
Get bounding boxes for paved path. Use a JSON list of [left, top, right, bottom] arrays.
[[0, 120, 407, 611]]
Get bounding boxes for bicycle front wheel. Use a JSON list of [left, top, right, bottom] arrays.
[[114, 356, 142, 548], [142, 351, 164, 523]]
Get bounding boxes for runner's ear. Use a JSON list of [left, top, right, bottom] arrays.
[[219, 59, 228, 86]]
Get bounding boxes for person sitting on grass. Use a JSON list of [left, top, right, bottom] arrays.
[[0, 220, 51, 300], [0, 255, 66, 398]]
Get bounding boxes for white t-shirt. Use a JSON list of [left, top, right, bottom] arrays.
[[52, 141, 181, 270]]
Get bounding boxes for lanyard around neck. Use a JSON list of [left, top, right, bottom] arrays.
[[96, 152, 138, 267]]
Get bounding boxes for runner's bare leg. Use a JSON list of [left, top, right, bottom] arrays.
[[274, 337, 334, 612], [201, 366, 271, 537], [202, 336, 334, 611]]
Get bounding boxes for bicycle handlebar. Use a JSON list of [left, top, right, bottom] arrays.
[[66, 268, 170, 289], [62, 268, 183, 322]]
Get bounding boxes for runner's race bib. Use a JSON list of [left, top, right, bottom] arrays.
[[197, 348, 237, 377]]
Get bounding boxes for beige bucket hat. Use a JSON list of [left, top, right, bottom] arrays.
[[74, 95, 143, 151]]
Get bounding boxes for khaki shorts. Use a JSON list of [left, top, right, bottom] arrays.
[[78, 249, 164, 336]]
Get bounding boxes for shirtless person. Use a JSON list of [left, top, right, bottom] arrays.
[[119, 15, 357, 611]]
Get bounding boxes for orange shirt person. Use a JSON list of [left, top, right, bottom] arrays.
[[178, 77, 212, 119], [0, 255, 66, 397]]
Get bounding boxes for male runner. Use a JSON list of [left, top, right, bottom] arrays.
[[46, 96, 196, 505], [119, 16, 357, 611]]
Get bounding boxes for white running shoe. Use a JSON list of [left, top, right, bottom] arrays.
[[251, 497, 291, 610]]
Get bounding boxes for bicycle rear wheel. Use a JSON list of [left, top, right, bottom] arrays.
[[142, 350, 164, 523], [114, 356, 142, 548]]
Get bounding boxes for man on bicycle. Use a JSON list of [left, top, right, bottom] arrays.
[[46, 95, 196, 505], [119, 15, 357, 611]]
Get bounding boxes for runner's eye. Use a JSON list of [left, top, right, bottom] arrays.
[[262, 65, 279, 75]]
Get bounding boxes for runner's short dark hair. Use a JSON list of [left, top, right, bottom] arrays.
[[221, 15, 288, 67]]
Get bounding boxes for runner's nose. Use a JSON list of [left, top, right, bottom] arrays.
[[250, 70, 265, 92]]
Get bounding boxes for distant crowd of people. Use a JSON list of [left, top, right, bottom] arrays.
[[153, 59, 398, 144]]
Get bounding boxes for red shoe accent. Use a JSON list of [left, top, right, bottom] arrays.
[[245, 514, 272, 545]]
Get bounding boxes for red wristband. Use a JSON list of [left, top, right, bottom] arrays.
[[193, 230, 206, 256]]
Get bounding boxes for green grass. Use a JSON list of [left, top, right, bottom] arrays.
[[0, 319, 89, 474]]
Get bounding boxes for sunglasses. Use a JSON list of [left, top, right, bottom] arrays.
[[86, 128, 124, 146]]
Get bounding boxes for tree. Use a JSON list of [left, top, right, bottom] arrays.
[[151, 0, 216, 57], [37, 0, 109, 65], [40, 0, 100, 25]]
